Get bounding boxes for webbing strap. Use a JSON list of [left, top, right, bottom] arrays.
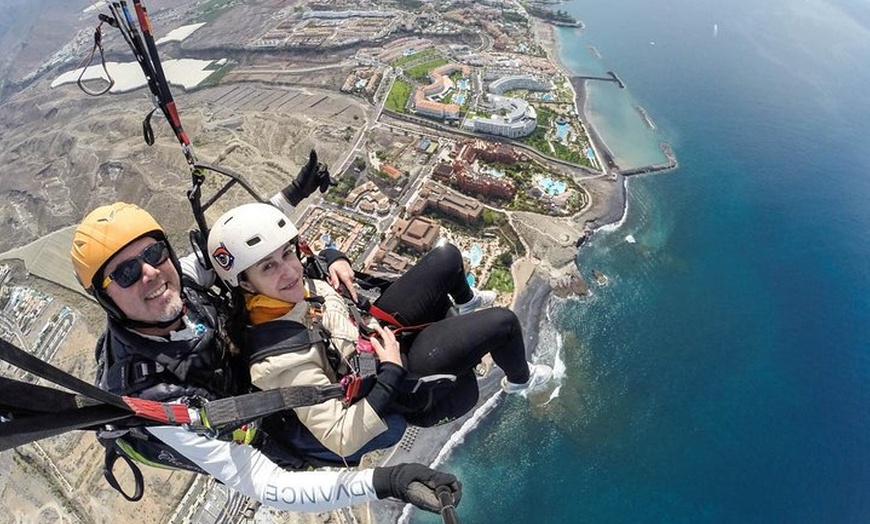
[[0, 336, 348, 450], [0, 404, 133, 452], [103, 449, 145, 502], [120, 386, 348, 429], [0, 338, 127, 409], [202, 385, 345, 429], [0, 375, 100, 414], [0, 384, 347, 451]]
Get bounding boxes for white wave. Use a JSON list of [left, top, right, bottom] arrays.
[[397, 392, 504, 524], [541, 302, 566, 378], [433, 391, 503, 468], [543, 384, 562, 404], [595, 176, 630, 234], [532, 296, 566, 405], [397, 298, 568, 521], [625, 234, 636, 244]]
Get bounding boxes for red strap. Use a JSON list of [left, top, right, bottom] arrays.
[[368, 305, 435, 336], [298, 240, 315, 257], [368, 305, 403, 328], [123, 396, 192, 425]]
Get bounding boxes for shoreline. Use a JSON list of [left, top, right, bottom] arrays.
[[376, 19, 634, 524], [532, 20, 618, 173]]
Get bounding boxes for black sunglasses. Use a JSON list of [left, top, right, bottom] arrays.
[[102, 241, 170, 289]]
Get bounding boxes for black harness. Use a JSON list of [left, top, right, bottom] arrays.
[[97, 284, 238, 402]]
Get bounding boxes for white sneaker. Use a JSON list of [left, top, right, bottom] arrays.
[[501, 363, 553, 394], [454, 289, 497, 316]]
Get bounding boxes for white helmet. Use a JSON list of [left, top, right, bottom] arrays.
[[207, 203, 299, 287]]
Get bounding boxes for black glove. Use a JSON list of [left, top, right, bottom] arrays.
[[281, 150, 335, 205], [372, 463, 462, 513]]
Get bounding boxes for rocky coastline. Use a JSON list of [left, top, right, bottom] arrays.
[[374, 19, 634, 524]]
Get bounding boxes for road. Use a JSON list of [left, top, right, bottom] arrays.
[[231, 61, 353, 75], [0, 313, 28, 352]]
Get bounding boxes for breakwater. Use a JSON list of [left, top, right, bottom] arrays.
[[621, 142, 678, 176], [635, 105, 656, 129]]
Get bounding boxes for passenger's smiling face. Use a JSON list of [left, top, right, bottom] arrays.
[[240, 241, 305, 304]]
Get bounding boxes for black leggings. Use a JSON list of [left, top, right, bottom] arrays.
[[374, 244, 531, 424]]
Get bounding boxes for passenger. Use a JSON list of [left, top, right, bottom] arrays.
[[206, 203, 554, 464], [70, 202, 461, 513]]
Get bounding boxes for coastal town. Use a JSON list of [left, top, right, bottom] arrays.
[[0, 0, 676, 523]]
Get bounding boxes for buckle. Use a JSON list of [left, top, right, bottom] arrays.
[[340, 374, 361, 407]]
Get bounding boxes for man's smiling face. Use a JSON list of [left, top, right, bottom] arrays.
[[103, 236, 183, 326]]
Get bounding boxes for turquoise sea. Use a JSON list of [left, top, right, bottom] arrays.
[[414, 0, 870, 522]]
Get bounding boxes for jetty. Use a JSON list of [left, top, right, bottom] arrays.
[[574, 70, 624, 88], [622, 143, 679, 176]]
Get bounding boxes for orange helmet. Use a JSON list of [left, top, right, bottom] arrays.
[[70, 202, 165, 291]]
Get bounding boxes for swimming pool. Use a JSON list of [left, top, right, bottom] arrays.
[[555, 121, 570, 141], [538, 177, 567, 196], [469, 243, 483, 266], [454, 94, 465, 105], [462, 244, 483, 287]]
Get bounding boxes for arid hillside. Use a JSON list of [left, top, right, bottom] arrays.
[[0, 75, 367, 254]]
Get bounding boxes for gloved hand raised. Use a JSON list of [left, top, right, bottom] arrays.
[[372, 463, 462, 513], [281, 150, 335, 206]]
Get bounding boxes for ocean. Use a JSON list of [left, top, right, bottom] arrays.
[[412, 0, 870, 522]]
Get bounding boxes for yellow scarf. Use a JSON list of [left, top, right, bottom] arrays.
[[245, 294, 294, 325]]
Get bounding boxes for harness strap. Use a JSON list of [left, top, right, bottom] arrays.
[[0, 338, 126, 409], [368, 304, 403, 328], [0, 401, 134, 452], [246, 328, 325, 365], [0, 375, 101, 415], [0, 335, 348, 450], [76, 21, 114, 96], [199, 385, 345, 431], [103, 449, 145, 502]]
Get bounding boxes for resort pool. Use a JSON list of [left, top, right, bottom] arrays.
[[555, 121, 569, 141], [454, 94, 466, 105], [543, 93, 555, 101], [458, 79, 470, 90], [538, 177, 567, 196], [463, 243, 484, 270], [469, 243, 483, 266]]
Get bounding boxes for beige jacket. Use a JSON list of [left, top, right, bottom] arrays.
[[248, 279, 388, 457]]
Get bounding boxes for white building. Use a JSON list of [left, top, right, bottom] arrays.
[[488, 75, 553, 95], [464, 94, 537, 138]]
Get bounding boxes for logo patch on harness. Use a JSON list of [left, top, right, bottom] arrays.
[[211, 243, 234, 272]]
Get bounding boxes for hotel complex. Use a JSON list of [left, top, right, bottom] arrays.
[[463, 94, 537, 138]]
